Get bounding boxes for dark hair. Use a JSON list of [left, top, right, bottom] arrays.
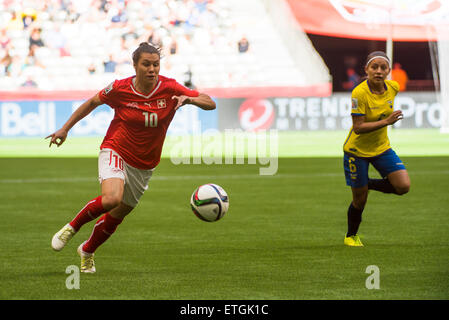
[[132, 42, 161, 64], [365, 51, 390, 67]]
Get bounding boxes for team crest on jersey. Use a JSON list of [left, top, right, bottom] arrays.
[[157, 99, 167, 109], [103, 82, 114, 95], [351, 98, 358, 110], [388, 100, 393, 108]]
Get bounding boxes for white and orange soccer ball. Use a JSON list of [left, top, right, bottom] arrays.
[[190, 184, 229, 222]]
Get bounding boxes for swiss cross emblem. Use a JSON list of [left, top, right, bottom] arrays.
[[157, 99, 166, 109]]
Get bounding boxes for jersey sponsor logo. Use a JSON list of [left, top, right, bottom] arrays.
[[238, 99, 275, 132], [142, 100, 167, 109], [126, 102, 139, 109], [351, 98, 358, 109]]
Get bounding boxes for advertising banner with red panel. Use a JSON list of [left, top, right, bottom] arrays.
[[217, 93, 442, 131], [286, 0, 449, 41]]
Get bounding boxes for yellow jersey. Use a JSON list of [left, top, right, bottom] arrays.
[[343, 80, 400, 158]]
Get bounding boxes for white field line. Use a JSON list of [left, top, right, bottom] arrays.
[[0, 170, 448, 184]]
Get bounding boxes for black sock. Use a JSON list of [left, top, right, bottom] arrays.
[[368, 178, 396, 194], [347, 202, 363, 237]]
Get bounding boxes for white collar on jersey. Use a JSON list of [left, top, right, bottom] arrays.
[[131, 76, 161, 99]]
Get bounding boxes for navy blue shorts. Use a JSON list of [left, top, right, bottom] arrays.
[[343, 149, 406, 188]]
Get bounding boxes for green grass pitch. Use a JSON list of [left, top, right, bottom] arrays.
[[0, 155, 448, 300]]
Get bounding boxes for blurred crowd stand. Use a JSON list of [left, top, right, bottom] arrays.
[[0, 0, 327, 91]]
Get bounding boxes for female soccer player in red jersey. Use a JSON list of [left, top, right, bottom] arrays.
[[342, 51, 410, 247], [47, 43, 216, 272]]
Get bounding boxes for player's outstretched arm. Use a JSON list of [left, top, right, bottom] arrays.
[[46, 93, 103, 147], [352, 110, 403, 134], [172, 93, 216, 111]]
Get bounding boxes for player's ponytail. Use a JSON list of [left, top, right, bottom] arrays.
[[132, 42, 162, 64]]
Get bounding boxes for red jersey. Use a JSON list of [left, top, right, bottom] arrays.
[[98, 75, 199, 169]]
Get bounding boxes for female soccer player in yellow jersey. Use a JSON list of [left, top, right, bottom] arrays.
[[343, 51, 410, 246]]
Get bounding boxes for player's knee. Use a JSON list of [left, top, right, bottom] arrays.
[[353, 199, 366, 210], [101, 194, 122, 210], [353, 194, 367, 210], [395, 183, 410, 195]]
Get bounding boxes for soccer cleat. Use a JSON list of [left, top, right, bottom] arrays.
[[344, 234, 364, 247], [77, 242, 96, 273], [51, 223, 76, 251]]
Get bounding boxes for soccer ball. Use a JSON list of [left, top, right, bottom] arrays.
[[190, 184, 229, 222]]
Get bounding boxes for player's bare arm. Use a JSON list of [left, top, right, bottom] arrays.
[[352, 110, 403, 134], [172, 93, 216, 110], [46, 93, 103, 147]]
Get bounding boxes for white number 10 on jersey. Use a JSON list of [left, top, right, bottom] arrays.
[[142, 112, 158, 127]]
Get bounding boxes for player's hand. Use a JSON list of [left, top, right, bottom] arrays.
[[386, 110, 403, 125], [172, 95, 192, 110], [45, 129, 68, 147]]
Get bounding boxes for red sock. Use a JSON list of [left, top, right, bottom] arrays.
[[82, 213, 123, 254], [69, 196, 107, 232]]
